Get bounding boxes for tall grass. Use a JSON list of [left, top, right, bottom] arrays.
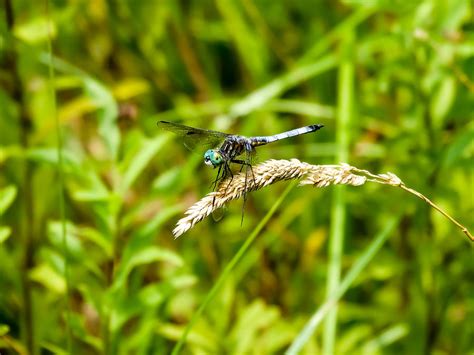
[[323, 32, 355, 355], [0, 1, 472, 354]]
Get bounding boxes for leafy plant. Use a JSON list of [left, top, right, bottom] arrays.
[[1, 0, 472, 354]]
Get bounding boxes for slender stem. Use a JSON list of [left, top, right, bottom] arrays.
[[4, 0, 35, 352], [398, 185, 473, 241], [348, 166, 473, 242], [171, 181, 298, 355], [323, 32, 354, 355], [44, 0, 73, 351], [286, 216, 400, 355]]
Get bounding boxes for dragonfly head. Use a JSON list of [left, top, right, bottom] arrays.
[[204, 149, 223, 168]]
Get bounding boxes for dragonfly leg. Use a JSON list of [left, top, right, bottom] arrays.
[[210, 165, 223, 191], [210, 162, 235, 189], [231, 158, 255, 226], [231, 159, 254, 185], [211, 165, 228, 208], [223, 162, 234, 192], [210, 162, 234, 203]]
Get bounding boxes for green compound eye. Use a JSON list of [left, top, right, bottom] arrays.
[[204, 150, 223, 167]]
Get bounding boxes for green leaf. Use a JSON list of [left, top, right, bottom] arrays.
[[441, 128, 474, 168], [47, 221, 84, 258], [0, 185, 17, 214], [27, 148, 81, 171], [41, 342, 70, 355], [337, 324, 372, 354], [72, 190, 110, 202], [67, 313, 102, 351], [359, 323, 409, 353], [29, 263, 66, 294], [152, 167, 182, 192], [127, 204, 182, 242], [0, 227, 11, 244], [430, 75, 456, 129], [112, 247, 183, 292], [14, 17, 56, 44], [83, 78, 120, 160], [38, 54, 120, 160], [80, 226, 113, 258], [118, 133, 169, 194], [70, 164, 110, 202], [114, 78, 150, 100], [264, 99, 335, 118], [0, 324, 10, 336], [229, 300, 281, 354], [228, 55, 337, 119]]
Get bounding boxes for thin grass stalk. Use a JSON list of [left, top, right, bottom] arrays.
[[323, 32, 354, 355], [5, 1, 35, 351], [45, 0, 73, 352], [171, 181, 298, 355], [286, 215, 401, 355], [324, 185, 346, 354]]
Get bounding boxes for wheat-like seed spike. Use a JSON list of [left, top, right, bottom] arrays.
[[173, 159, 366, 238], [172, 159, 473, 241]]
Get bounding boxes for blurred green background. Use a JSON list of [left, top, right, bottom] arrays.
[[0, 0, 473, 354]]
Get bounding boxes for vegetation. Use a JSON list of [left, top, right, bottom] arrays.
[[0, 0, 472, 354]]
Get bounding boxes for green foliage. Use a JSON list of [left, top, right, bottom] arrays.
[[0, 0, 473, 354]]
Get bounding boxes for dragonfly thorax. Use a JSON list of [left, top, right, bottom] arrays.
[[204, 149, 224, 167], [204, 136, 251, 168]]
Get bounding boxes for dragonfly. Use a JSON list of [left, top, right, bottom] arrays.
[[158, 120, 324, 219]]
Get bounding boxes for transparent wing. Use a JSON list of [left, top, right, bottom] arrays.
[[157, 121, 229, 151]]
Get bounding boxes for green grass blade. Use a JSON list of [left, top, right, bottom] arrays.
[[323, 33, 355, 355], [286, 215, 401, 355], [45, 1, 72, 351], [171, 181, 298, 355], [228, 55, 337, 119]]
